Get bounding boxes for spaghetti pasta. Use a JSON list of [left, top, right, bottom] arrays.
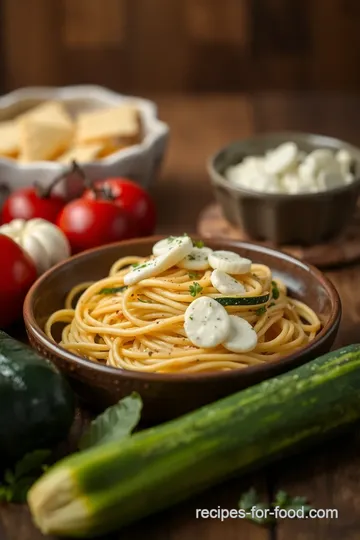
[[45, 247, 321, 374]]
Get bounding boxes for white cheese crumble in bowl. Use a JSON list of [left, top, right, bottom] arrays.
[[208, 132, 360, 245], [226, 142, 355, 194]]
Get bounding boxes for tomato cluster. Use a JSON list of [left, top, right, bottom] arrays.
[[1, 173, 156, 253], [0, 166, 157, 327]]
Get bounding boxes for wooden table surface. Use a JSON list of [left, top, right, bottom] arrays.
[[2, 92, 360, 540]]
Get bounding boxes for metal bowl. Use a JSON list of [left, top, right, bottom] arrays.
[[208, 132, 360, 245]]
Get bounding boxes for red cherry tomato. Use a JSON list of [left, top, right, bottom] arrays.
[[1, 186, 65, 224], [83, 178, 156, 236], [57, 199, 135, 253], [0, 235, 37, 328]]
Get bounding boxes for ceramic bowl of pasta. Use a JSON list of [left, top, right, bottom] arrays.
[[24, 235, 341, 422], [208, 132, 360, 245]]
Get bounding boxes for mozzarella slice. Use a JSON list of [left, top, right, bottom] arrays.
[[226, 143, 355, 194], [184, 297, 230, 348], [125, 236, 192, 285], [223, 315, 258, 353], [336, 148, 353, 176], [209, 250, 252, 274], [264, 142, 298, 175], [152, 237, 182, 256], [308, 149, 334, 170], [317, 171, 343, 191], [281, 172, 303, 194], [177, 247, 213, 270], [210, 269, 246, 295]]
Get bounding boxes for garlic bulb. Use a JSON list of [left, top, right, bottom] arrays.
[[0, 218, 70, 275]]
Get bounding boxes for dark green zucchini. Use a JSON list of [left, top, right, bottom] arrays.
[[0, 331, 75, 466], [215, 293, 270, 306], [29, 344, 360, 537]]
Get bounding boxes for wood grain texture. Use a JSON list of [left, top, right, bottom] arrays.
[[2, 0, 64, 88], [186, 0, 250, 47], [153, 94, 254, 234], [1, 92, 360, 539], [2, 0, 360, 92], [126, 0, 190, 93], [197, 203, 360, 268], [0, 0, 4, 94], [309, 0, 360, 91], [63, 0, 126, 47], [252, 0, 311, 55], [273, 433, 360, 540]]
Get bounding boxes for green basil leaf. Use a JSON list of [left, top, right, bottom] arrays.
[[238, 487, 259, 511], [8, 477, 39, 503], [79, 392, 143, 450], [0, 486, 10, 502], [14, 450, 51, 481]]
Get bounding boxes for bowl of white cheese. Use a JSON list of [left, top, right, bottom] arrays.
[[208, 132, 360, 245]]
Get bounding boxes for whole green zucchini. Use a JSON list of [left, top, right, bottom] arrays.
[[0, 331, 75, 465], [29, 344, 360, 537]]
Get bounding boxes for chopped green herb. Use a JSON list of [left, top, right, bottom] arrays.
[[238, 488, 268, 525], [132, 263, 140, 268], [188, 271, 200, 279], [134, 263, 148, 270], [100, 286, 127, 294], [239, 488, 312, 527], [193, 240, 205, 248], [239, 487, 258, 511], [269, 302, 275, 308], [138, 298, 152, 303], [188, 254, 196, 261], [255, 305, 267, 316], [0, 450, 51, 503], [189, 282, 203, 297], [189, 316, 194, 320], [166, 236, 176, 244], [271, 280, 280, 300]]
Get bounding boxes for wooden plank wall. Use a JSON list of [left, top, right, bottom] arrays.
[[1, 0, 360, 94]]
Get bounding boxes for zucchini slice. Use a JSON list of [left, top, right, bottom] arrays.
[[215, 293, 270, 307]]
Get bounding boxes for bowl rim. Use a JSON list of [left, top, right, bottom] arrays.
[[207, 130, 360, 200], [0, 84, 169, 170], [24, 235, 342, 382]]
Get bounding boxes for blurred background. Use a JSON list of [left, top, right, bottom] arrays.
[[1, 0, 360, 95]]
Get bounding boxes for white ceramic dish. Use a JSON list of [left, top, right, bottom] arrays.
[[0, 85, 169, 204]]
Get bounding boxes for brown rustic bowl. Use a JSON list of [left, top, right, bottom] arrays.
[[24, 237, 341, 422], [208, 132, 360, 245]]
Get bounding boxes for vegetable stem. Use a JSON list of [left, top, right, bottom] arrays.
[[35, 160, 84, 199]]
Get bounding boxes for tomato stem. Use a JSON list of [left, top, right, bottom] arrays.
[[34, 160, 116, 201], [68, 161, 115, 201], [34, 161, 85, 199], [91, 184, 116, 201]]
